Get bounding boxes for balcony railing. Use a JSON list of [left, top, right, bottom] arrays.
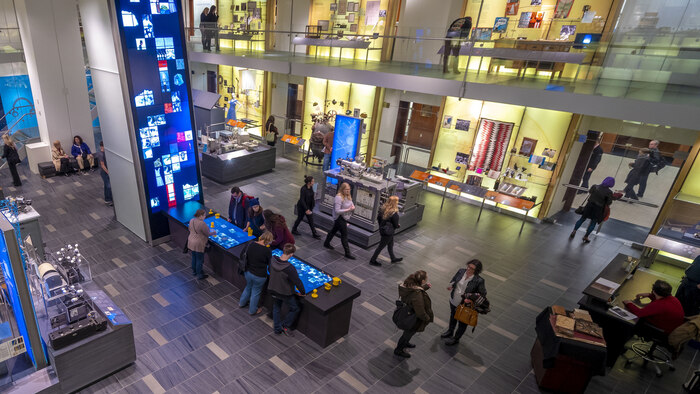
[[186, 26, 700, 107]]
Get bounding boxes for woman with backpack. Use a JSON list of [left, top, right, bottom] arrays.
[[369, 195, 403, 266], [442, 259, 487, 346], [395, 270, 433, 358]]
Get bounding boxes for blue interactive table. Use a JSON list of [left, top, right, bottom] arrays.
[[271, 249, 331, 292], [204, 216, 255, 249]]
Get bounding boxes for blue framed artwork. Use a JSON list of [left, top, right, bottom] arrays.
[[114, 0, 202, 239]]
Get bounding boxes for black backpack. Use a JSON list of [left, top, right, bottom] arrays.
[[392, 300, 417, 330], [238, 243, 251, 274]]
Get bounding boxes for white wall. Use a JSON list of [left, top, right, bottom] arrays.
[[79, 0, 148, 241], [189, 61, 217, 92], [15, 0, 94, 154], [392, 0, 463, 65], [269, 72, 305, 132], [375, 88, 442, 166], [273, 0, 311, 53]]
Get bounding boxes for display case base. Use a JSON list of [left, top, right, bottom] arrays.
[[201, 145, 276, 184], [312, 204, 425, 248]]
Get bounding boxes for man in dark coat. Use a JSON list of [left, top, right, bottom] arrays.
[[579, 140, 603, 192], [637, 140, 663, 198], [623, 148, 650, 200]]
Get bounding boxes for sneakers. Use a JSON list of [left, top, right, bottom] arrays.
[[369, 260, 382, 267], [282, 327, 294, 337], [393, 349, 411, 358]]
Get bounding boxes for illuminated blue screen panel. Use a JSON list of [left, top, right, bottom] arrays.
[[115, 0, 202, 239], [328, 115, 361, 184]]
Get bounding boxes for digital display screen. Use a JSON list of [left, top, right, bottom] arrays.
[[115, 0, 202, 238], [329, 115, 361, 184]]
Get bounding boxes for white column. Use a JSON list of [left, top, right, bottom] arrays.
[[78, 0, 149, 241], [15, 0, 95, 154]]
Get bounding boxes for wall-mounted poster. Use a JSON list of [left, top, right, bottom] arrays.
[[506, 0, 519, 15], [518, 12, 532, 28], [493, 17, 509, 33], [519, 137, 538, 156], [528, 12, 544, 28], [455, 119, 471, 131], [338, 0, 347, 15], [455, 152, 470, 165], [442, 115, 453, 129], [559, 25, 577, 40], [330, 3, 337, 11], [554, 0, 574, 18], [469, 119, 514, 172], [365, 1, 380, 25], [472, 28, 492, 41], [348, 13, 355, 23]]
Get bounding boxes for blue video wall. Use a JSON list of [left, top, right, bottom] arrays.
[[115, 0, 202, 238], [328, 115, 362, 184]]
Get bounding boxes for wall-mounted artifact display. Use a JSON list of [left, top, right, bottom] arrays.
[[506, 0, 520, 15], [519, 137, 538, 156], [493, 17, 508, 33], [518, 12, 532, 28], [554, 0, 575, 19], [455, 119, 471, 131], [469, 119, 514, 172], [455, 152, 470, 165], [442, 115, 453, 129], [473, 28, 493, 41]]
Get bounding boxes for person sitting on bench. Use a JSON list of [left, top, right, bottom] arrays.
[[51, 140, 71, 176], [71, 135, 95, 172]]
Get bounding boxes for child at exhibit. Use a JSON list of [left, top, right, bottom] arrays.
[[369, 195, 402, 266], [245, 198, 265, 238], [395, 270, 433, 358], [71, 135, 95, 172], [324, 182, 356, 260], [292, 175, 321, 239], [268, 243, 306, 336], [239, 231, 274, 316]]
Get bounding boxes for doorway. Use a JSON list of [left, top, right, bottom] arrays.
[[286, 83, 303, 135], [391, 101, 438, 165], [206, 71, 217, 93]]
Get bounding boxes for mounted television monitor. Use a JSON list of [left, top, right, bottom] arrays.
[[573, 33, 602, 49], [114, 0, 202, 240]]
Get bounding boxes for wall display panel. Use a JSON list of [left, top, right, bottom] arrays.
[[330, 115, 362, 169], [217, 0, 268, 51], [115, 0, 202, 239]]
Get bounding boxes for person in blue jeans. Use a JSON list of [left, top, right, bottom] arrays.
[[570, 177, 614, 243], [239, 231, 273, 315], [267, 243, 306, 336], [188, 209, 216, 280], [94, 142, 113, 206]]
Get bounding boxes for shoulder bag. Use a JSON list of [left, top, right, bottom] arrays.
[[575, 195, 589, 215], [392, 300, 417, 330], [238, 242, 252, 274], [265, 124, 276, 142], [454, 303, 479, 332]]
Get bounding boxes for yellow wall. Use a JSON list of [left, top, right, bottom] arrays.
[[217, 65, 265, 136], [680, 157, 700, 197], [432, 96, 573, 216], [302, 77, 377, 157], [217, 0, 268, 51]]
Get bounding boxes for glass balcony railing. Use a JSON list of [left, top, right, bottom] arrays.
[[186, 26, 700, 107]]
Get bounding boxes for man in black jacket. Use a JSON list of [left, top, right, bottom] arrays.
[[637, 140, 663, 198], [579, 140, 603, 192], [268, 244, 306, 336], [624, 148, 651, 200]]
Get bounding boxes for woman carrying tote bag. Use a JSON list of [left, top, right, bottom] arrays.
[[265, 116, 279, 146], [441, 259, 487, 346]]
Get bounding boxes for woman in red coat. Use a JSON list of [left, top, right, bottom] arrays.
[[263, 209, 295, 249]]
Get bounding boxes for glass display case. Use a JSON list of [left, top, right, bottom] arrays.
[[657, 193, 700, 247]]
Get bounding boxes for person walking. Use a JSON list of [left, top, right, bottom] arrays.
[[322, 128, 334, 172], [292, 175, 320, 239], [244, 198, 265, 238], [228, 186, 252, 229], [199, 7, 209, 49], [264, 209, 295, 249], [570, 176, 615, 243], [323, 182, 356, 259], [637, 140, 663, 198], [443, 17, 471, 74], [579, 139, 603, 192], [268, 243, 306, 336], [369, 196, 403, 266], [94, 141, 113, 206], [442, 259, 487, 346], [264, 116, 279, 147], [2, 134, 21, 186], [239, 231, 274, 315], [51, 140, 71, 176], [208, 5, 219, 51], [394, 270, 433, 358], [188, 209, 216, 280], [623, 148, 650, 200]]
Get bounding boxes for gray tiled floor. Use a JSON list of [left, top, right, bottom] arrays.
[[6, 150, 698, 394]]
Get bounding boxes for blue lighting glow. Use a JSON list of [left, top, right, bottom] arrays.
[[328, 115, 361, 184], [115, 0, 202, 238]]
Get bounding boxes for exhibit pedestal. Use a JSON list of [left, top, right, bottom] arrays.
[[201, 145, 276, 183], [312, 204, 425, 248], [166, 203, 361, 348]]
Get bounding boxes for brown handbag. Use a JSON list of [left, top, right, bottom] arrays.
[[454, 303, 479, 330]]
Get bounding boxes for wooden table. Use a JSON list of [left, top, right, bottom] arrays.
[[478, 190, 540, 234]]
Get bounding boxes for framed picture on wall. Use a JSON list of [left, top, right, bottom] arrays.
[[519, 137, 538, 156], [493, 17, 508, 33], [518, 12, 532, 28], [472, 28, 493, 41], [560, 25, 577, 40], [348, 13, 355, 23], [554, 0, 575, 18], [531, 0, 542, 5], [330, 3, 337, 11], [455, 119, 471, 131], [442, 115, 453, 129], [506, 0, 520, 16], [350, 24, 358, 32], [455, 152, 470, 165], [338, 0, 347, 15], [379, 9, 387, 17], [528, 12, 544, 28]]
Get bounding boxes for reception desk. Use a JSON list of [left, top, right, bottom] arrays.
[[166, 202, 361, 347], [201, 144, 276, 184]]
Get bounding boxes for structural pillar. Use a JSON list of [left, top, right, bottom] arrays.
[[15, 0, 95, 156]]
